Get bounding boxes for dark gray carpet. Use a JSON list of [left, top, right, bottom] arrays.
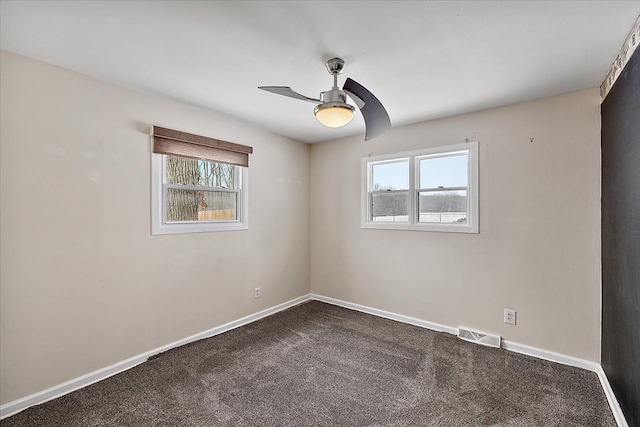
[[2, 301, 615, 426]]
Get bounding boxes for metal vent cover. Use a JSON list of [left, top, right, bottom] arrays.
[[458, 327, 501, 348]]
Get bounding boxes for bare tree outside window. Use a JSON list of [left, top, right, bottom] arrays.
[[165, 156, 237, 222]]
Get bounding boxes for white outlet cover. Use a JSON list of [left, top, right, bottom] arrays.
[[504, 309, 517, 325]]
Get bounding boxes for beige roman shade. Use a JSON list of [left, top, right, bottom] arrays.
[[152, 126, 253, 167]]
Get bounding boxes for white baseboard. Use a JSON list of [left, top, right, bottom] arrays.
[[0, 294, 311, 420], [2, 293, 629, 427], [500, 339, 631, 426], [500, 340, 601, 372], [310, 294, 459, 335], [309, 293, 629, 427], [594, 365, 630, 427]]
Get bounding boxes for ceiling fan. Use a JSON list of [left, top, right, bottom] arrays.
[[259, 58, 391, 141]]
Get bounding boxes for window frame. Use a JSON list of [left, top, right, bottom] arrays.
[[151, 153, 249, 235], [361, 141, 478, 233]]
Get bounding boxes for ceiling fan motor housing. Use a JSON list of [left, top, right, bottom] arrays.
[[320, 88, 350, 104]]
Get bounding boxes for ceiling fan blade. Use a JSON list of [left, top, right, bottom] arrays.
[[345, 91, 365, 109], [258, 86, 321, 104], [343, 78, 391, 140]]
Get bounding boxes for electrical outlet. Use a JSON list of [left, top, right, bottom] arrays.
[[254, 287, 261, 299], [504, 309, 517, 325]]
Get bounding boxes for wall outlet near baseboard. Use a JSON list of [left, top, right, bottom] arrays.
[[254, 287, 261, 299], [504, 309, 516, 325]]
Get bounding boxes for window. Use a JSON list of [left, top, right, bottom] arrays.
[[151, 126, 252, 234], [361, 142, 478, 233]]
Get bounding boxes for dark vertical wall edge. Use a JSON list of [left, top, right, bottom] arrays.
[[601, 46, 640, 427]]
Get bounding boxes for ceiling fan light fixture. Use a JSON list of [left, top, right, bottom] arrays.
[[314, 103, 355, 128], [259, 57, 390, 139]]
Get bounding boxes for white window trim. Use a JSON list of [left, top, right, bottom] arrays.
[[151, 153, 249, 235], [361, 141, 478, 233]]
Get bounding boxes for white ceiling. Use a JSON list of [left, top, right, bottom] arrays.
[[1, 1, 639, 143]]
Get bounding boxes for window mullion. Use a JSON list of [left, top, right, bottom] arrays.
[[162, 183, 168, 225], [370, 193, 374, 222], [370, 189, 408, 194], [164, 183, 238, 193], [409, 155, 416, 224], [417, 186, 468, 192], [368, 163, 374, 221]]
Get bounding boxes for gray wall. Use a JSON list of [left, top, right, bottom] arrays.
[[601, 47, 640, 427]]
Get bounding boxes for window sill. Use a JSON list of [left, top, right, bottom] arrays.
[[361, 222, 478, 233], [151, 221, 248, 235]]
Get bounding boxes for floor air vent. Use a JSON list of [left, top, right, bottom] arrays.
[[457, 327, 501, 348]]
